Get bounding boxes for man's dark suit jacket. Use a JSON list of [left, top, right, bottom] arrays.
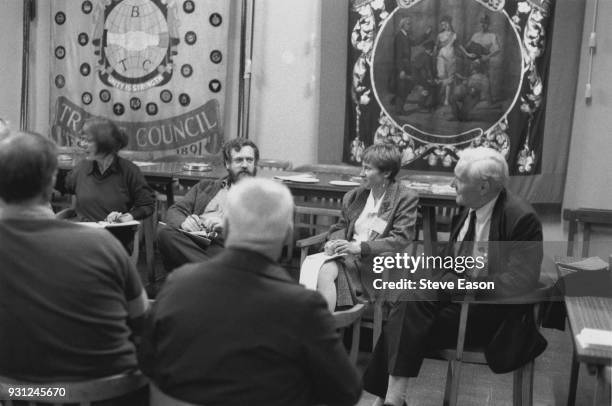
[[139, 248, 362, 406], [443, 187, 544, 299], [444, 188, 545, 372]]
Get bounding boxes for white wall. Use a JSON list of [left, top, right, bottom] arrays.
[[564, 0, 612, 210], [562, 0, 612, 258], [0, 0, 23, 129], [248, 0, 321, 166]]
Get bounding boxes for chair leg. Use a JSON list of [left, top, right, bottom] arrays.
[[593, 366, 611, 406], [348, 318, 361, 365], [513, 361, 534, 406], [443, 360, 453, 406], [447, 360, 461, 406], [373, 300, 383, 349], [567, 351, 580, 406], [144, 217, 156, 285]]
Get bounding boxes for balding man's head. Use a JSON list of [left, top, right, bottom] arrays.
[[0, 132, 58, 205], [224, 178, 294, 258]]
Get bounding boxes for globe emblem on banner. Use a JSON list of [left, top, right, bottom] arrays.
[[93, 0, 180, 92]]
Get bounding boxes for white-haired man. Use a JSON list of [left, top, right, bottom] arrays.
[[140, 178, 362, 406], [363, 147, 544, 406]]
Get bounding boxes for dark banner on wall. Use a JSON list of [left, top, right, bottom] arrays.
[[50, 0, 230, 158], [344, 0, 555, 175]]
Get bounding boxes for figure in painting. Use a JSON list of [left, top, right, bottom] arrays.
[[435, 15, 457, 106], [460, 13, 501, 103], [389, 16, 432, 113]]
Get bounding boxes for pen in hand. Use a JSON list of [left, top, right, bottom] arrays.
[[191, 214, 206, 231]]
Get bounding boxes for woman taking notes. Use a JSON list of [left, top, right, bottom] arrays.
[[64, 118, 155, 224], [312, 143, 418, 311]]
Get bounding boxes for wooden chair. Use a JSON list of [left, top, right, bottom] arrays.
[[55, 204, 142, 268], [0, 372, 148, 405], [563, 208, 612, 256], [294, 204, 342, 265], [428, 285, 550, 406], [295, 209, 385, 353], [257, 158, 292, 171]]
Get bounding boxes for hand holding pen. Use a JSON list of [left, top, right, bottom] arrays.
[[181, 214, 206, 232]]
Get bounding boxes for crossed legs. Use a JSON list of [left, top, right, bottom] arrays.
[[316, 261, 340, 312]]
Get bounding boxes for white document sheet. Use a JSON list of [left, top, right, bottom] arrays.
[[299, 252, 345, 290]]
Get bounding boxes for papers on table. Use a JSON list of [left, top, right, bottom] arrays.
[[274, 174, 320, 183], [556, 256, 609, 273], [299, 252, 346, 290], [133, 161, 157, 167], [576, 328, 612, 349], [182, 163, 212, 171], [329, 180, 360, 187], [403, 180, 456, 195], [431, 184, 456, 195]]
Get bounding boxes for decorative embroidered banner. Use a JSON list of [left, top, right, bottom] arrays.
[[50, 0, 230, 158], [344, 0, 555, 175]]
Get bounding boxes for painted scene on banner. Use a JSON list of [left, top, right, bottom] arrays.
[[344, 0, 554, 175], [50, 0, 230, 159]]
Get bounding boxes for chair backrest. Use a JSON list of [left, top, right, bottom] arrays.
[[0, 372, 148, 405], [294, 204, 342, 237], [564, 208, 612, 256], [257, 158, 292, 171], [293, 204, 342, 266]]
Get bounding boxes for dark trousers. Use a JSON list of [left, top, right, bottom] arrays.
[[157, 225, 224, 272], [363, 275, 511, 398]]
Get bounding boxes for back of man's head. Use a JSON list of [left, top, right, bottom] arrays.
[[0, 132, 58, 205], [224, 178, 294, 257]]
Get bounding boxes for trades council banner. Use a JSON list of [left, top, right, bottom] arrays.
[[49, 0, 230, 158]]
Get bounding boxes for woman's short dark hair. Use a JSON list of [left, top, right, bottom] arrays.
[[362, 142, 402, 181], [222, 138, 259, 164], [82, 118, 128, 155], [0, 132, 58, 204]]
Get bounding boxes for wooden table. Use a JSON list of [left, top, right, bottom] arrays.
[[556, 260, 612, 406], [565, 296, 612, 405]]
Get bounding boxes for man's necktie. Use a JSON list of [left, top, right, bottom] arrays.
[[457, 210, 477, 258]]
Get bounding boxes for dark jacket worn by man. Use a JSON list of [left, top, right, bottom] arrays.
[[363, 188, 544, 396], [139, 248, 362, 406]]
